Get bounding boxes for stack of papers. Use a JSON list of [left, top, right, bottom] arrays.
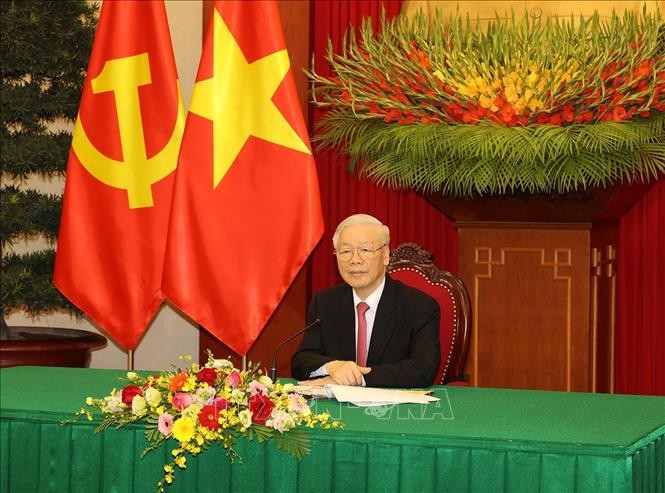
[[293, 384, 439, 407]]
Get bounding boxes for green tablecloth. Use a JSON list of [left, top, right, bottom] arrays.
[[1, 366, 663, 492]]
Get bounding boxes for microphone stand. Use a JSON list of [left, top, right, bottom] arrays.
[[270, 318, 321, 382]]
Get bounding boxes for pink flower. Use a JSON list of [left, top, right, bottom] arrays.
[[158, 412, 174, 435], [172, 392, 193, 410], [289, 393, 309, 413], [249, 381, 267, 396], [225, 371, 241, 389]]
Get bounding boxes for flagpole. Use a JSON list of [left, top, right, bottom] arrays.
[[127, 349, 134, 370]]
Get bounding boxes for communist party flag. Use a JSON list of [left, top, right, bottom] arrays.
[[54, 0, 184, 350], [163, 0, 324, 355]]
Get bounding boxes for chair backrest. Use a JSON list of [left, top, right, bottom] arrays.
[[387, 243, 471, 384]]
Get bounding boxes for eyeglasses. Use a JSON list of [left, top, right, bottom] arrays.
[[334, 245, 386, 262]]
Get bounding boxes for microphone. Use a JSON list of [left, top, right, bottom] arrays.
[[270, 317, 322, 382]]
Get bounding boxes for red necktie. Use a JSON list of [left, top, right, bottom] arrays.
[[356, 302, 370, 367]]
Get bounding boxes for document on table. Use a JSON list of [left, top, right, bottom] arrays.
[[294, 384, 439, 407]]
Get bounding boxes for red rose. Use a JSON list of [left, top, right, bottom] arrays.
[[198, 405, 221, 430], [196, 367, 218, 386], [249, 394, 273, 425], [121, 385, 143, 405]]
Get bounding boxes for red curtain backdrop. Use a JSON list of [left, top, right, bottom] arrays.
[[616, 178, 665, 396], [309, 0, 457, 294]]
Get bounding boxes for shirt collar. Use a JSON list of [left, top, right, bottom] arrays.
[[352, 276, 386, 312]]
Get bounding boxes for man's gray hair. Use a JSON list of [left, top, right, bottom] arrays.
[[332, 214, 390, 248]]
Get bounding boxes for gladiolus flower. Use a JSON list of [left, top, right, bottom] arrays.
[[612, 106, 628, 121]]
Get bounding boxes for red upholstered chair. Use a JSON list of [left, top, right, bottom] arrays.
[[388, 243, 471, 385]]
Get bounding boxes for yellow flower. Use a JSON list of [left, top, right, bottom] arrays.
[[433, 70, 444, 81], [172, 417, 195, 443], [514, 97, 527, 115], [528, 98, 544, 112], [504, 83, 519, 103], [479, 95, 494, 109], [526, 71, 539, 88], [182, 375, 197, 392], [175, 456, 187, 469]]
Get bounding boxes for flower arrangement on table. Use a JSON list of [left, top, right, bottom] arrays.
[[308, 8, 665, 197], [67, 354, 342, 492]]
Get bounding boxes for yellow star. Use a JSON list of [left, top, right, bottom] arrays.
[[189, 8, 311, 188]]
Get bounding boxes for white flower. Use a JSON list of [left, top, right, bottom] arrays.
[[212, 359, 234, 370], [258, 375, 273, 388], [126, 371, 139, 381], [238, 409, 252, 429], [131, 396, 148, 416], [230, 389, 247, 405], [180, 404, 201, 421], [102, 391, 125, 413], [192, 386, 216, 407], [144, 387, 162, 407], [266, 410, 296, 433], [249, 381, 268, 396]]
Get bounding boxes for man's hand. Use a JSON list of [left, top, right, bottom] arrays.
[[325, 360, 371, 386]]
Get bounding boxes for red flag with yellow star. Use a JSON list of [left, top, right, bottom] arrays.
[[54, 0, 184, 350], [162, 0, 323, 355]]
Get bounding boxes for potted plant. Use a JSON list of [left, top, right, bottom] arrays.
[[0, 0, 105, 367]]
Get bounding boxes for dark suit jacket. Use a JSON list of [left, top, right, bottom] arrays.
[[290, 276, 440, 388]]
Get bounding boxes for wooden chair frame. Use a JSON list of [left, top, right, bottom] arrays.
[[388, 243, 471, 384]]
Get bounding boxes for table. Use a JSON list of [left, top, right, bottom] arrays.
[[1, 366, 663, 492]]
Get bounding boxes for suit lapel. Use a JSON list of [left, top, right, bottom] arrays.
[[338, 285, 357, 361], [367, 276, 397, 365]]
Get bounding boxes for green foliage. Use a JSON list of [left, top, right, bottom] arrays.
[[1, 186, 61, 244], [0, 0, 97, 317], [271, 427, 311, 460], [1, 128, 72, 177], [1, 250, 77, 316], [317, 111, 664, 196]]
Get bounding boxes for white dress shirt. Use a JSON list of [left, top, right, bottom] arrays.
[[309, 277, 386, 384]]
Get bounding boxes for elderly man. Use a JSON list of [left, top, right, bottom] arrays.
[[291, 214, 440, 388]]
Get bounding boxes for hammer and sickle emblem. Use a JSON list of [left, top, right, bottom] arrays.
[[72, 53, 185, 209]]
